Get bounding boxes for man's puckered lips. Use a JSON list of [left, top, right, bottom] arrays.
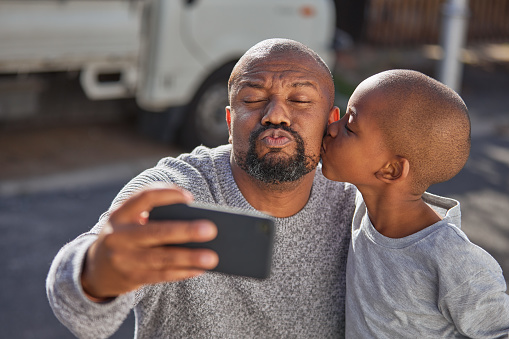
[[259, 128, 294, 148]]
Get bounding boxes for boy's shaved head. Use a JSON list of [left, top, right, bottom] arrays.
[[360, 69, 471, 194], [228, 38, 335, 109]]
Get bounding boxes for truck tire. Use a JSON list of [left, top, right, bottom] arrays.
[[177, 62, 236, 150], [138, 105, 186, 144]]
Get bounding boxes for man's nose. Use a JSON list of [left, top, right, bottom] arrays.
[[261, 98, 290, 126]]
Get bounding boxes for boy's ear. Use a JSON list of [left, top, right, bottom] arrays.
[[375, 156, 410, 184], [328, 106, 340, 124], [226, 106, 232, 144]]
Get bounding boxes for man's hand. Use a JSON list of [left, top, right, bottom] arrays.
[[80, 185, 219, 301]]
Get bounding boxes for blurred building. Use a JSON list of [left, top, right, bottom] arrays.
[[336, 0, 509, 46]]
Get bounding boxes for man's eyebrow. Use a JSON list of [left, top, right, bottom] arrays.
[[235, 79, 319, 91], [290, 81, 318, 90], [237, 80, 265, 89]]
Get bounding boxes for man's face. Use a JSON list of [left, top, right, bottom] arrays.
[[227, 53, 335, 184], [321, 87, 392, 186]]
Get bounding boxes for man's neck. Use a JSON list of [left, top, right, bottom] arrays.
[[359, 187, 442, 238], [230, 160, 316, 218]]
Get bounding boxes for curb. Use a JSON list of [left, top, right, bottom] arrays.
[[0, 156, 162, 197]]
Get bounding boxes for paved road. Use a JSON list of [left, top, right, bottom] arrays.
[[0, 181, 135, 338]]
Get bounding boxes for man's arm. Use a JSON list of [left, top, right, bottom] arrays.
[[47, 234, 135, 339], [46, 185, 219, 338]]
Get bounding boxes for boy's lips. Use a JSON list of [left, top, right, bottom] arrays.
[[321, 136, 328, 154], [259, 129, 293, 148]]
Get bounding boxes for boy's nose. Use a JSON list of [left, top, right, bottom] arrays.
[[261, 99, 290, 127], [327, 121, 340, 138]]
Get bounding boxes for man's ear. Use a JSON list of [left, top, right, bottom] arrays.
[[375, 156, 410, 184], [226, 106, 232, 144], [328, 106, 340, 124]]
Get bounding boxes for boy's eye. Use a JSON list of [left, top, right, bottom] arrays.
[[345, 124, 354, 133]]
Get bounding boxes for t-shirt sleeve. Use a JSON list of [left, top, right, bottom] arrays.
[[439, 268, 509, 338]]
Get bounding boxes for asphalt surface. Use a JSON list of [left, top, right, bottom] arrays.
[[0, 50, 508, 338], [0, 181, 136, 338]]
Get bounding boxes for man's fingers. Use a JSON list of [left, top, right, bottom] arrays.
[[82, 234, 218, 299], [112, 219, 218, 248], [125, 247, 219, 272], [110, 185, 194, 224], [108, 247, 218, 289]]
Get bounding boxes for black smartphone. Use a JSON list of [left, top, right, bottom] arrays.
[[149, 202, 275, 279]]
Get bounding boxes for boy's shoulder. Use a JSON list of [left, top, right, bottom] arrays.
[[426, 221, 504, 295], [430, 221, 498, 268]]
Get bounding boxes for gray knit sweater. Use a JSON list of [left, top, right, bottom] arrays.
[[47, 145, 357, 338]]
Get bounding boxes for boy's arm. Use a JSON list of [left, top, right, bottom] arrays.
[[440, 269, 509, 338]]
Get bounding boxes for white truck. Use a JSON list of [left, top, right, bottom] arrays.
[[0, 0, 337, 148]]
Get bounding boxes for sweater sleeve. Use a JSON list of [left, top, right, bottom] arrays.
[[44, 162, 183, 338], [45, 148, 220, 338], [46, 234, 136, 339], [439, 268, 509, 338]]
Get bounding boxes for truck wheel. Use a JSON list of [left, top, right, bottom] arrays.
[[177, 62, 235, 150], [138, 105, 186, 145]]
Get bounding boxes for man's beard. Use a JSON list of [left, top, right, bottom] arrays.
[[235, 124, 319, 185]]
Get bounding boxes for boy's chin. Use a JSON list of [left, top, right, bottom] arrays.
[[321, 164, 347, 183], [320, 164, 335, 180]]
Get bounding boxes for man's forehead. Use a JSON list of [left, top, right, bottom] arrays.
[[243, 52, 320, 73], [234, 58, 325, 89], [238, 69, 320, 86]]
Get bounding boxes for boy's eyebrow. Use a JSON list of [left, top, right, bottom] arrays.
[[348, 108, 358, 123]]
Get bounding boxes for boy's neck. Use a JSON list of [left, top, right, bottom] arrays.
[[359, 188, 443, 238]]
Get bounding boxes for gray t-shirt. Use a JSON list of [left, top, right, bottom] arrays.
[[47, 145, 357, 338], [346, 191, 509, 338]]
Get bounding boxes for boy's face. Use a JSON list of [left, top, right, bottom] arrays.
[[321, 86, 392, 185]]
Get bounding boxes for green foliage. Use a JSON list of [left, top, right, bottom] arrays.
[[333, 75, 356, 117]]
